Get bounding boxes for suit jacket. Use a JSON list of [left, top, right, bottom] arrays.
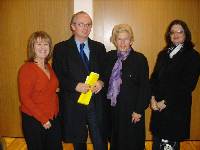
[[150, 45, 200, 140], [52, 36, 107, 143]]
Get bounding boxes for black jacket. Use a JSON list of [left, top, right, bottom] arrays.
[[104, 49, 150, 150], [52, 36, 107, 143], [150, 45, 200, 140]]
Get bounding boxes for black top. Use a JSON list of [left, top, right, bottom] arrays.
[[150, 45, 200, 140], [104, 49, 150, 150]]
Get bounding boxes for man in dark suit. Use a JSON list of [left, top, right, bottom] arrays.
[[52, 11, 107, 150]]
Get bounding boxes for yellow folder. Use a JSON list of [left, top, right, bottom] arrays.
[[77, 72, 99, 105]]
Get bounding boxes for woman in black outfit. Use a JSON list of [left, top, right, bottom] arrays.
[[105, 24, 150, 150], [150, 19, 200, 150]]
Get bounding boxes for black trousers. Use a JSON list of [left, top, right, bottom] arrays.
[[152, 136, 180, 150], [73, 101, 107, 150], [22, 112, 63, 150]]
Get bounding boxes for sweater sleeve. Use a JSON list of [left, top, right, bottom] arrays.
[[18, 64, 49, 124]]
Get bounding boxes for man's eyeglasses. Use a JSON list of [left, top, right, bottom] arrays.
[[74, 23, 92, 28], [169, 30, 184, 35]]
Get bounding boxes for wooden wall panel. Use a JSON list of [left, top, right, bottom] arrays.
[[0, 0, 73, 137], [93, 0, 200, 140]]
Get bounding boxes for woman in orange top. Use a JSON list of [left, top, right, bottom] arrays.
[[18, 31, 62, 150]]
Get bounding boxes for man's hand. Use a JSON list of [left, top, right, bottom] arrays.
[[91, 80, 104, 94], [75, 83, 90, 93]]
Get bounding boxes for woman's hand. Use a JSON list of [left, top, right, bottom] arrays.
[[131, 112, 142, 123], [157, 100, 166, 111], [150, 96, 159, 111], [56, 88, 60, 92], [150, 96, 166, 111], [43, 121, 51, 129]]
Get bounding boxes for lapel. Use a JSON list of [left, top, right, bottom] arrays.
[[121, 48, 134, 66], [88, 38, 96, 72], [68, 36, 89, 74]]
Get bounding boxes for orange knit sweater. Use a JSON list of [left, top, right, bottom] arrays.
[[18, 62, 59, 124]]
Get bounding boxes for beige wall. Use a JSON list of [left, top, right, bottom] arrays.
[[0, 0, 200, 140], [93, 0, 200, 140], [0, 0, 73, 137]]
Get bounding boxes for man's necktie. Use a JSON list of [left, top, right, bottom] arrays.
[[80, 43, 89, 71]]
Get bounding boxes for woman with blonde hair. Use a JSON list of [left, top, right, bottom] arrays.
[[104, 24, 150, 150]]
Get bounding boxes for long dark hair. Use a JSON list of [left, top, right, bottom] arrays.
[[165, 19, 194, 49]]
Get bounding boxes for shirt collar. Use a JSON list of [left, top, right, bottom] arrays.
[[75, 39, 88, 48]]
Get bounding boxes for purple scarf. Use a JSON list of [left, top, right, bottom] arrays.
[[107, 49, 131, 106]]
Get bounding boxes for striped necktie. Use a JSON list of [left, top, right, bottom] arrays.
[[80, 43, 89, 71]]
